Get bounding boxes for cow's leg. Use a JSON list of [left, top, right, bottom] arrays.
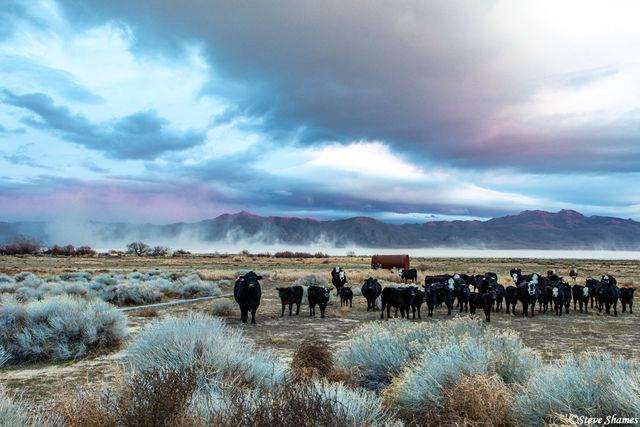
[[310, 303, 315, 316], [630, 302, 633, 314], [485, 307, 490, 322], [296, 302, 301, 315], [289, 302, 293, 316], [613, 301, 617, 316], [320, 302, 326, 318], [281, 303, 286, 317], [251, 308, 257, 324], [241, 308, 248, 323], [380, 303, 385, 319], [470, 305, 476, 316]]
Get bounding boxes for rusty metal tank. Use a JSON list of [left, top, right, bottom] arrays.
[[371, 254, 410, 270]]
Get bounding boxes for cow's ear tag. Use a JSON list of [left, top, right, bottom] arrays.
[[240, 278, 244, 282]]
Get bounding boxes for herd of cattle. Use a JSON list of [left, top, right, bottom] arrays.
[[232, 267, 635, 324]]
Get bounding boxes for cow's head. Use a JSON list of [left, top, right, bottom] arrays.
[[528, 282, 535, 296], [339, 271, 345, 280], [335, 266, 341, 272], [324, 287, 332, 298], [453, 274, 460, 280], [489, 288, 497, 300], [239, 271, 262, 289], [530, 274, 539, 285], [511, 273, 518, 283], [276, 287, 291, 299], [583, 287, 589, 298], [552, 287, 559, 298], [447, 278, 455, 290]]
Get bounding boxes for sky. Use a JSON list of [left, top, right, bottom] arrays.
[[1, 0, 640, 224]]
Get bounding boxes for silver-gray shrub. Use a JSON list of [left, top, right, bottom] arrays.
[[168, 274, 221, 298], [0, 295, 127, 363], [335, 317, 538, 392], [98, 281, 163, 306], [382, 329, 539, 410], [59, 271, 92, 282], [123, 313, 285, 390], [293, 275, 328, 287], [515, 353, 640, 426]]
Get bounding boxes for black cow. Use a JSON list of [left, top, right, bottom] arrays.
[[620, 287, 635, 313], [361, 277, 382, 311], [331, 269, 347, 296], [424, 283, 437, 317], [509, 268, 522, 285], [598, 276, 620, 316], [536, 280, 552, 314], [572, 284, 589, 313], [469, 289, 497, 322], [493, 283, 505, 312], [454, 279, 470, 313], [276, 286, 303, 317], [585, 278, 600, 308], [234, 271, 262, 324], [551, 285, 565, 316], [308, 286, 332, 318], [425, 274, 453, 286], [432, 279, 455, 315], [559, 282, 572, 314], [458, 273, 480, 291], [517, 278, 539, 316], [477, 274, 497, 294], [504, 285, 518, 315], [410, 288, 425, 319], [380, 286, 414, 320], [340, 286, 353, 307], [399, 268, 418, 284]]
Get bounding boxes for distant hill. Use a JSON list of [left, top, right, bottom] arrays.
[[1, 209, 639, 249]]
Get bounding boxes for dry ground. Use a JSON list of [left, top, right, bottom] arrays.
[[0, 254, 638, 409]]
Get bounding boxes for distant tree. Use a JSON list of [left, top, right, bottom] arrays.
[[151, 246, 171, 256], [9, 235, 42, 254], [241, 249, 251, 256], [126, 241, 151, 256], [75, 246, 96, 256]]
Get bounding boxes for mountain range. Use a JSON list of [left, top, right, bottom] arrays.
[[1, 209, 640, 250]]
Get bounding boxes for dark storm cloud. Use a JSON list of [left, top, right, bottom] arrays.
[[1, 90, 207, 160], [55, 1, 640, 173], [55, 3, 512, 149]]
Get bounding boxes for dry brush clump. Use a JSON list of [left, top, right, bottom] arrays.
[[205, 298, 235, 317], [191, 378, 395, 427], [54, 365, 198, 427], [441, 374, 515, 426]]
